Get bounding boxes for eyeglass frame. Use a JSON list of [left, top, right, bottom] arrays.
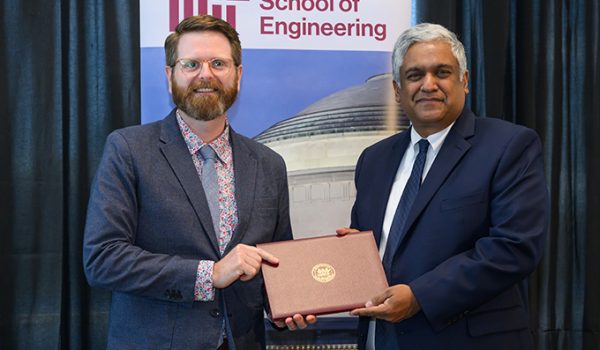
[[171, 57, 237, 76]]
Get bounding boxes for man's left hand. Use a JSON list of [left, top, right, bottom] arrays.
[[274, 314, 317, 330], [350, 284, 420, 323]]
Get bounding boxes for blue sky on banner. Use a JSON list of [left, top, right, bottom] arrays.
[[140, 0, 412, 137]]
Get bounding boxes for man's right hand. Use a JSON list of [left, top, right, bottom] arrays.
[[212, 244, 279, 289]]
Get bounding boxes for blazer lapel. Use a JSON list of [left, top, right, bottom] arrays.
[[158, 111, 220, 254], [225, 130, 257, 253], [393, 109, 475, 252]]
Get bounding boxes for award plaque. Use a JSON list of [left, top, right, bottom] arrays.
[[257, 231, 388, 321]]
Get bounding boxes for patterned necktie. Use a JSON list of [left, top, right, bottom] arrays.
[[200, 145, 221, 244], [201, 145, 233, 349], [382, 138, 430, 273]]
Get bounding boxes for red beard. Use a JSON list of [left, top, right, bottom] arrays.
[[171, 76, 238, 122]]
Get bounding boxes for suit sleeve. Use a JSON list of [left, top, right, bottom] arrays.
[[409, 128, 549, 331], [83, 131, 199, 302]]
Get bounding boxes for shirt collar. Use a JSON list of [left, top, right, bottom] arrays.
[[176, 110, 232, 165], [409, 121, 455, 154]]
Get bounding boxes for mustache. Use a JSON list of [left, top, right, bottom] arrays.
[[414, 94, 445, 102], [188, 80, 222, 92]]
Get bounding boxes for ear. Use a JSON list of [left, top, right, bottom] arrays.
[[165, 66, 173, 94], [236, 64, 243, 90], [462, 69, 469, 95], [392, 80, 402, 103]]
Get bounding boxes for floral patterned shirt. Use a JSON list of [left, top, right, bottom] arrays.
[[176, 111, 238, 301]]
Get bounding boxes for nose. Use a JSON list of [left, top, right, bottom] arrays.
[[195, 61, 216, 79], [420, 73, 438, 92]]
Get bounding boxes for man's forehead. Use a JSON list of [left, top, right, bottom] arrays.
[[401, 41, 459, 70], [177, 31, 232, 54], [402, 62, 457, 71]]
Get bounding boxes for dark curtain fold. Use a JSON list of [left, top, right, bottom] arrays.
[[0, 1, 139, 349], [415, 0, 600, 349]]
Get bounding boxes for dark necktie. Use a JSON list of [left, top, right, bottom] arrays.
[[381, 138, 430, 273], [200, 145, 220, 242], [376, 138, 429, 350]]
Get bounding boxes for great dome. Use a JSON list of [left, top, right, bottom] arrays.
[[254, 73, 408, 144]]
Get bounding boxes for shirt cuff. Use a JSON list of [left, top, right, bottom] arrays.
[[194, 260, 215, 301]]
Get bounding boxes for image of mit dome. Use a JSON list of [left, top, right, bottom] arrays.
[[255, 73, 410, 239]]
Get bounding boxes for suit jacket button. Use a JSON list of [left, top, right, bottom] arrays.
[[210, 309, 221, 318]]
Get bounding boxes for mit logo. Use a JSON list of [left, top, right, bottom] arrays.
[[169, 0, 243, 31]]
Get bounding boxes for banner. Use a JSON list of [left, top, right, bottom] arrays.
[[143, 0, 405, 50], [140, 0, 411, 137], [140, 0, 412, 238]]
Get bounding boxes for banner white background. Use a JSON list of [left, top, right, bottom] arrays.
[[140, 0, 411, 137], [141, 0, 410, 51]]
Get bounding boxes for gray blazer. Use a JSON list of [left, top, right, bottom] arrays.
[[83, 110, 292, 349]]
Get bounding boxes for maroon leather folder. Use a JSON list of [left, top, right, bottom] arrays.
[[257, 231, 388, 321]]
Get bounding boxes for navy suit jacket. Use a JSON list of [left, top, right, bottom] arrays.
[[351, 108, 548, 349], [83, 110, 292, 349]]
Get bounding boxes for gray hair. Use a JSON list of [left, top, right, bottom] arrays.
[[392, 23, 467, 85]]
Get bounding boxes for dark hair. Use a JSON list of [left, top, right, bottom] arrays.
[[164, 15, 242, 67]]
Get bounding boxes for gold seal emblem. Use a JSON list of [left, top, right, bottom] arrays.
[[311, 263, 336, 283]]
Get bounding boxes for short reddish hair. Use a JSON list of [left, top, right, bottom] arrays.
[[164, 15, 242, 67]]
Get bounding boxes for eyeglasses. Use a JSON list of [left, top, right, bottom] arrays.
[[172, 57, 235, 76]]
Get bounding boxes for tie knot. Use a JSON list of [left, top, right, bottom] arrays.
[[417, 139, 429, 154], [200, 145, 217, 161]]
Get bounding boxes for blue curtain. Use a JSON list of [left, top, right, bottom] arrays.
[[0, 1, 139, 349]]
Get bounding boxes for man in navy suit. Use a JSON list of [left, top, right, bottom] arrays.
[[83, 15, 313, 350], [337, 23, 548, 349]]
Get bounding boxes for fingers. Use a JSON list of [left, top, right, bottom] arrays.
[[369, 288, 392, 306], [284, 315, 302, 330], [256, 248, 279, 265], [350, 287, 392, 318], [351, 303, 389, 318], [214, 244, 280, 287], [231, 246, 265, 279], [354, 288, 390, 309], [283, 317, 296, 330], [284, 314, 316, 330], [238, 259, 261, 281], [234, 244, 278, 266], [350, 288, 390, 318], [350, 285, 420, 323], [335, 227, 360, 236], [305, 314, 317, 325]]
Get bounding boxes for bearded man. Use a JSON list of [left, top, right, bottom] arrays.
[[83, 15, 313, 350]]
